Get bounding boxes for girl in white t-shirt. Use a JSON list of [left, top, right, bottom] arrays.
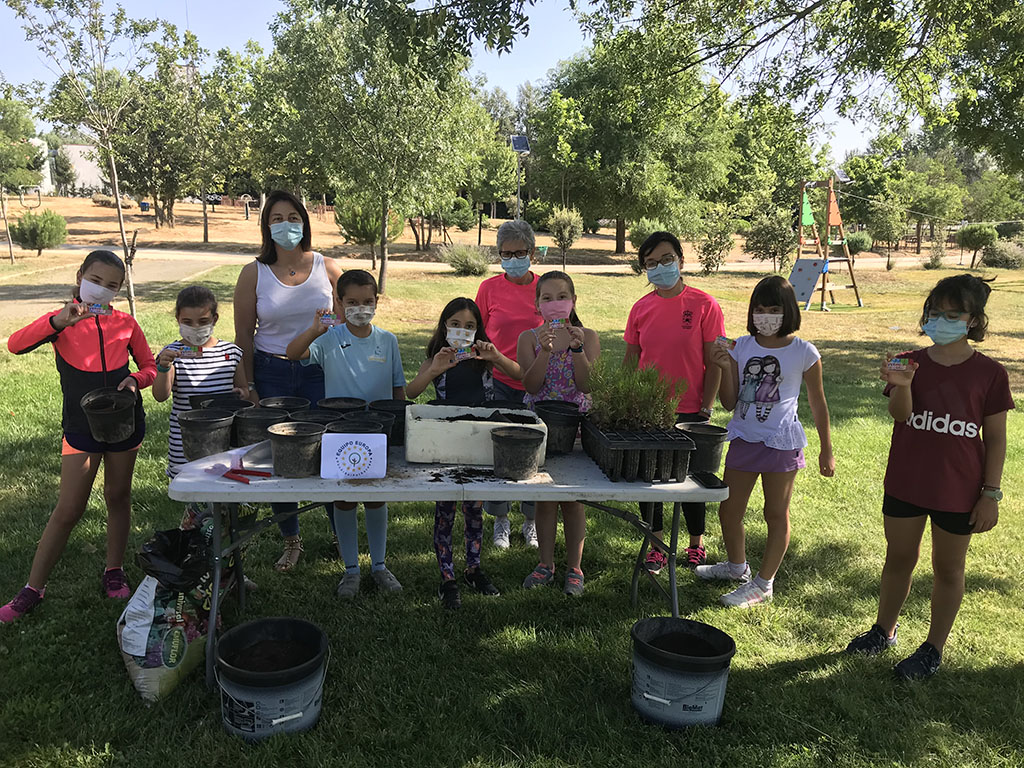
[[696, 276, 836, 607]]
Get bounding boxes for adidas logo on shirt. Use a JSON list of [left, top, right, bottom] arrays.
[[906, 410, 980, 438]]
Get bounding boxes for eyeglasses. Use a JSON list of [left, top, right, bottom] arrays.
[[499, 249, 530, 259], [643, 255, 676, 269]]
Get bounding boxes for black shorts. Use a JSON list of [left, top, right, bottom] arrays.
[[882, 494, 973, 536]]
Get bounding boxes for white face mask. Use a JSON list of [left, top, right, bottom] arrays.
[[446, 326, 476, 349], [753, 313, 784, 336], [79, 279, 117, 306], [344, 305, 375, 327], [179, 322, 214, 347]]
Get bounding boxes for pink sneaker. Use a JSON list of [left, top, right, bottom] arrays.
[[0, 586, 45, 623], [102, 567, 131, 599]]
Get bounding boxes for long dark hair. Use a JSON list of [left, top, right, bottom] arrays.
[[536, 270, 582, 326], [920, 274, 993, 341], [426, 297, 492, 372], [258, 190, 312, 264]]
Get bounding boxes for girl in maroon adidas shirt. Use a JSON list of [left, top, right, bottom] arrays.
[[1, 251, 157, 623], [846, 275, 1014, 680]]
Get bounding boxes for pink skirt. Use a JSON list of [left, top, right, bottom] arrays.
[[725, 438, 805, 474]]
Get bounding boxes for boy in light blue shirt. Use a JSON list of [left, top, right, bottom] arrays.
[[287, 269, 406, 598]]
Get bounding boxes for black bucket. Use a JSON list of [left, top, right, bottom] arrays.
[[259, 396, 310, 412], [675, 423, 729, 474], [189, 391, 235, 409], [631, 617, 736, 728], [216, 617, 329, 742], [289, 409, 343, 426], [342, 410, 394, 441], [234, 407, 289, 446], [197, 398, 255, 447], [368, 400, 413, 446], [491, 426, 545, 481], [80, 387, 136, 443], [534, 400, 581, 455], [178, 408, 234, 462], [326, 419, 384, 435], [317, 397, 367, 415], [267, 422, 325, 478]]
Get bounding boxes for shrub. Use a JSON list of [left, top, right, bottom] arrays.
[[10, 209, 68, 255], [524, 199, 554, 232], [845, 231, 874, 256], [440, 244, 490, 276], [334, 200, 404, 257], [628, 218, 666, 253], [732, 218, 752, 236], [447, 197, 476, 232], [956, 223, 998, 268], [743, 208, 796, 272], [995, 221, 1024, 239], [545, 206, 584, 269], [91, 192, 113, 207], [587, 358, 677, 431], [981, 240, 1024, 269], [698, 206, 735, 275], [923, 239, 945, 270], [583, 218, 601, 234]]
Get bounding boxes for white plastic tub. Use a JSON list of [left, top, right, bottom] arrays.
[[405, 404, 547, 466]]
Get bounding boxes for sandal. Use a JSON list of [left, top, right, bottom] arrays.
[[273, 536, 303, 572]]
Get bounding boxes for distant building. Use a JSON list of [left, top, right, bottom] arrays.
[[26, 138, 54, 194], [62, 144, 108, 194]]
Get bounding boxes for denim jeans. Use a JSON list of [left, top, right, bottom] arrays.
[[483, 378, 535, 520], [253, 351, 334, 537]]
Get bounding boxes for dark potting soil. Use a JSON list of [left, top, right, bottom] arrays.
[[440, 411, 535, 424], [428, 467, 498, 484], [648, 632, 719, 658], [227, 639, 317, 673], [85, 397, 124, 412]]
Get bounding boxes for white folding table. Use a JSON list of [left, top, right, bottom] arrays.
[[168, 441, 728, 686]]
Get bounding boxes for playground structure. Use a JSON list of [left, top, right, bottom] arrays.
[[790, 177, 863, 312], [0, 185, 44, 264]]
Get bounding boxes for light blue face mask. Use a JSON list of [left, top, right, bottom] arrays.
[[501, 256, 531, 279], [922, 316, 969, 345], [270, 221, 304, 250], [647, 260, 680, 289]]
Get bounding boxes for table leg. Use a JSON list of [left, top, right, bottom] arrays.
[[228, 503, 244, 614], [667, 502, 681, 618], [631, 502, 655, 608], [206, 501, 223, 690]]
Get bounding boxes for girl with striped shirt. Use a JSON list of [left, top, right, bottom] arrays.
[[152, 286, 246, 477]]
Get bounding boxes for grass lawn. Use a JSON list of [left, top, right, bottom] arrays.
[[0, 264, 1022, 768]]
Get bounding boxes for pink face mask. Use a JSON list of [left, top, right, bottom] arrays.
[[539, 299, 573, 322]]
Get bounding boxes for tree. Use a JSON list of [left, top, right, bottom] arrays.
[[51, 147, 76, 195], [464, 129, 516, 243], [334, 199, 404, 259], [545, 206, 584, 269], [867, 201, 906, 268], [10, 208, 67, 255], [898, 156, 964, 252], [698, 203, 735, 275], [529, 90, 596, 209], [841, 153, 905, 227], [0, 97, 43, 263], [744, 208, 797, 272], [956, 223, 998, 269], [964, 171, 1024, 223], [9, 0, 159, 315]]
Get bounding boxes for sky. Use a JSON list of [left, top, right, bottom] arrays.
[[0, 0, 869, 161]]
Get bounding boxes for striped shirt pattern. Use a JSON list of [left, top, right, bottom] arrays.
[[165, 339, 243, 476]]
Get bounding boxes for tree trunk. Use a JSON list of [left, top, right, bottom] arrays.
[[202, 192, 209, 244], [107, 151, 136, 316], [419, 213, 426, 247], [491, 202, 496, 218], [615, 217, 626, 254], [408, 218, 421, 250], [426, 216, 434, 248], [478, 210, 483, 245], [561, 247, 567, 270], [1, 191, 14, 264], [915, 219, 922, 254], [166, 198, 176, 228], [378, 194, 389, 294]]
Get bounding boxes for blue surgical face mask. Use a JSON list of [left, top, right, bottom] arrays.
[[647, 260, 680, 289], [922, 316, 969, 346], [501, 256, 531, 279], [270, 221, 304, 250]]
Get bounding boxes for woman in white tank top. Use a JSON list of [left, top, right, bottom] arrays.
[[233, 190, 343, 572]]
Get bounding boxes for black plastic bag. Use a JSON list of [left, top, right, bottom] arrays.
[[136, 528, 210, 592]]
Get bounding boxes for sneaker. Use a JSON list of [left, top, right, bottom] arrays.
[[464, 569, 500, 596], [438, 579, 461, 610], [564, 567, 585, 596], [371, 567, 403, 593], [695, 561, 751, 582], [336, 570, 361, 599], [719, 579, 772, 608], [493, 516, 511, 549], [645, 549, 667, 575], [894, 642, 942, 681], [684, 545, 707, 569], [523, 563, 555, 589], [102, 567, 131, 599], [845, 624, 898, 655], [521, 519, 539, 548], [0, 586, 44, 623]]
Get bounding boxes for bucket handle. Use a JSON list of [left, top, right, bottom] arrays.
[[638, 673, 720, 706], [217, 646, 330, 729]]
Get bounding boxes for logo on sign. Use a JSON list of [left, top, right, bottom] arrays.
[[335, 439, 374, 477]]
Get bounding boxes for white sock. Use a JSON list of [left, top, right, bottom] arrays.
[[728, 561, 748, 577], [754, 574, 774, 592]]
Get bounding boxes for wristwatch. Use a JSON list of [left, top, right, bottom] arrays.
[[570, 344, 584, 353], [981, 486, 1003, 502]]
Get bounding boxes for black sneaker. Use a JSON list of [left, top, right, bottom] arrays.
[[845, 623, 898, 655], [438, 579, 461, 610], [464, 569, 500, 596], [894, 642, 942, 681]]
